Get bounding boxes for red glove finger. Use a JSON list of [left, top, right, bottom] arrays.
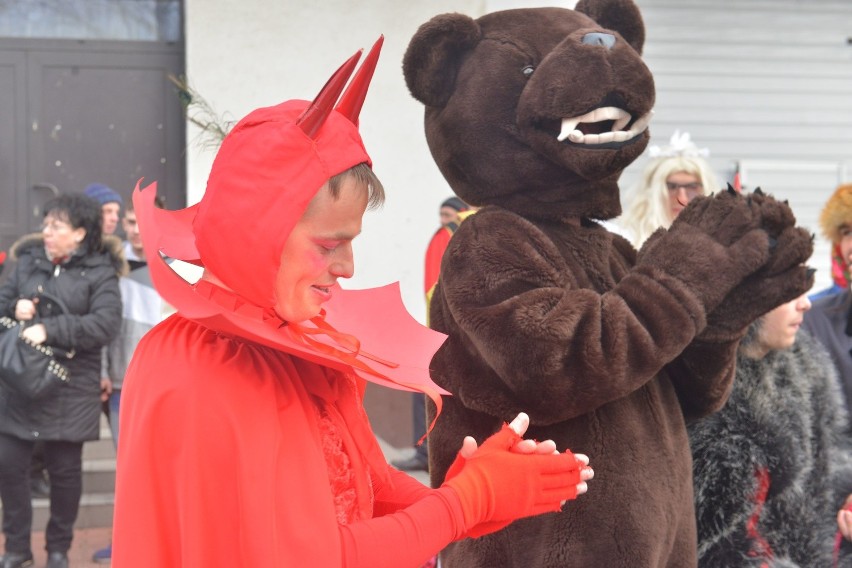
[[477, 423, 521, 451]]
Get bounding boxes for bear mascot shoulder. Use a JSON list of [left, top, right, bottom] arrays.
[[403, 1, 813, 566]]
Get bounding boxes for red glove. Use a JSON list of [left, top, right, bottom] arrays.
[[443, 446, 510, 538], [442, 423, 581, 534]]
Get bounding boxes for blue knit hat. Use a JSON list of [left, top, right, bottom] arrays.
[[84, 183, 123, 206]]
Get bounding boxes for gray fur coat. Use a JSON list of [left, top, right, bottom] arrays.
[[688, 331, 852, 567]]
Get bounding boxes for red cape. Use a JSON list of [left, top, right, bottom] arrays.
[[113, 316, 371, 565]]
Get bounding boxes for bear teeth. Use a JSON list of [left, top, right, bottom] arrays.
[[557, 108, 653, 145]]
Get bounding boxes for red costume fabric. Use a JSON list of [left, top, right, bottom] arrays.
[[112, 40, 465, 567], [424, 227, 452, 296], [113, 304, 469, 567]]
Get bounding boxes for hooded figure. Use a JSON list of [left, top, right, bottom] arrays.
[[111, 39, 590, 568]]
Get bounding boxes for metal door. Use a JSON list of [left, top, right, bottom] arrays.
[[0, 38, 185, 274], [0, 48, 27, 262]]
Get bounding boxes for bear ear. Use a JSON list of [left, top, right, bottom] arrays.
[[575, 0, 645, 54], [403, 13, 481, 108]]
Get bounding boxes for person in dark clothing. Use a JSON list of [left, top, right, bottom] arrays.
[[804, 184, 852, 411], [0, 193, 124, 568]]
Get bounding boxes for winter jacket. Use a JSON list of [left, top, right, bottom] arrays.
[[0, 234, 124, 441], [803, 289, 852, 419], [689, 331, 852, 567]]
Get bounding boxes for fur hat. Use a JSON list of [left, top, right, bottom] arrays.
[[84, 183, 123, 206], [819, 183, 852, 243]]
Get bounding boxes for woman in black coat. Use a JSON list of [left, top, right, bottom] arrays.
[[0, 193, 123, 568]]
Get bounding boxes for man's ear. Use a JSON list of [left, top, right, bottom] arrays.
[[403, 13, 481, 109], [575, 0, 645, 54]]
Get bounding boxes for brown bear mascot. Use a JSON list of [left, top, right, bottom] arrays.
[[403, 1, 814, 566]]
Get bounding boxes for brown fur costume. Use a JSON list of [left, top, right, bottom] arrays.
[[403, 1, 814, 566]]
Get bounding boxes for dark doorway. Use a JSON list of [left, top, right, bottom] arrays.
[[0, 37, 185, 273]]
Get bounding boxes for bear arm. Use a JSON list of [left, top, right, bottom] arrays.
[[664, 337, 739, 420], [439, 213, 708, 419]]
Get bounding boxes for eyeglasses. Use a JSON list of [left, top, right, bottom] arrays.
[[40, 220, 73, 233], [666, 181, 703, 197]]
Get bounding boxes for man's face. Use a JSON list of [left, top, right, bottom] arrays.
[[439, 206, 459, 227], [122, 210, 143, 257], [665, 171, 703, 220], [273, 177, 368, 322], [101, 202, 121, 235]]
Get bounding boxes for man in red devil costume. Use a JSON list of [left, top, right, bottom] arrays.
[[111, 39, 593, 567]]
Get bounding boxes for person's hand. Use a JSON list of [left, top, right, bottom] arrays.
[[837, 494, 852, 541], [21, 323, 46, 345], [443, 412, 592, 536], [15, 298, 37, 321], [458, 413, 593, 496], [100, 377, 113, 402]]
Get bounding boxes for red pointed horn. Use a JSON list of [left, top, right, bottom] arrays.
[[336, 36, 384, 126], [296, 50, 363, 138]]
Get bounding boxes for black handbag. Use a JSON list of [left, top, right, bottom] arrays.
[[0, 291, 76, 399]]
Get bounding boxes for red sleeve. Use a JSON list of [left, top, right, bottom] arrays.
[[340, 486, 466, 568], [424, 228, 452, 295], [372, 466, 434, 516]]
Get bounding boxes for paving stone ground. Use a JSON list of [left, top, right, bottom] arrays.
[[1, 527, 112, 567]]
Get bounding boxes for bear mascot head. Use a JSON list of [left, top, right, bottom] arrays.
[[404, 1, 653, 221], [403, 1, 814, 566]]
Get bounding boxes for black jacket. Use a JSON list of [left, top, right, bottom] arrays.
[[0, 234, 125, 442]]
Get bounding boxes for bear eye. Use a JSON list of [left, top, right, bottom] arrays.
[[522, 65, 535, 78]]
